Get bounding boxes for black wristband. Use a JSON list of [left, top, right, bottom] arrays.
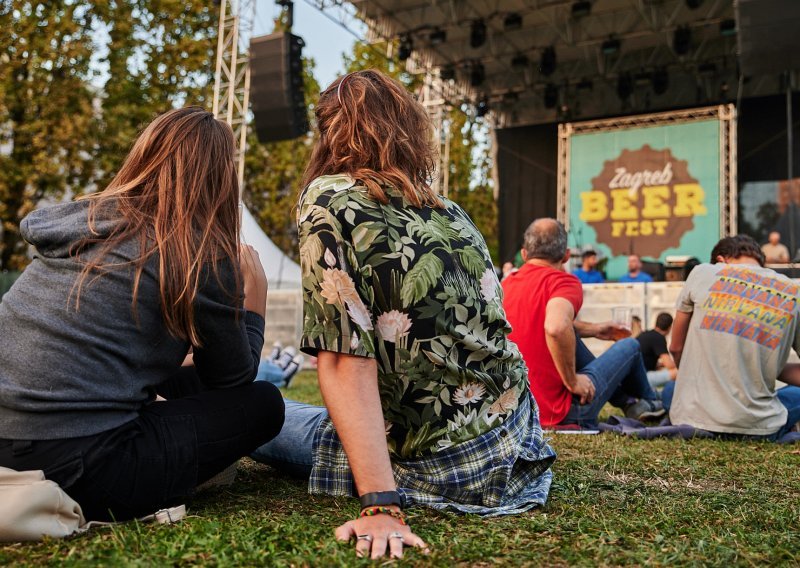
[[359, 490, 402, 510]]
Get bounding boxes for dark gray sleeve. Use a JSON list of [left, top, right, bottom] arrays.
[[190, 264, 265, 388]]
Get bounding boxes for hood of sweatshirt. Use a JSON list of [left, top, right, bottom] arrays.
[[20, 200, 123, 259]]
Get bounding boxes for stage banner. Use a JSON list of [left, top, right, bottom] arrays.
[[559, 106, 736, 280]]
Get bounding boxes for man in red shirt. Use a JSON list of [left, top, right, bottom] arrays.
[[502, 218, 663, 428]]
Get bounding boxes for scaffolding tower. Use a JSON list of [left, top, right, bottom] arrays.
[[212, 0, 257, 192]]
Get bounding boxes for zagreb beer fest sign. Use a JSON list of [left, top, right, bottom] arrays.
[[557, 106, 737, 280]]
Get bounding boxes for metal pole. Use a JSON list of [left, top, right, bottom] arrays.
[[212, 0, 228, 116], [787, 73, 795, 257]]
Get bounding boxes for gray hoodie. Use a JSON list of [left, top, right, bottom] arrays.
[[0, 200, 264, 440]]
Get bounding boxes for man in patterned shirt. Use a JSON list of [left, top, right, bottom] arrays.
[[251, 70, 555, 559]]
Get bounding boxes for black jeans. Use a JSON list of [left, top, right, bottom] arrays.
[[0, 370, 284, 521]]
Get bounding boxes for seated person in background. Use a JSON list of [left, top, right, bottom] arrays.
[[761, 231, 790, 264], [637, 313, 677, 388], [256, 343, 304, 388], [572, 250, 605, 283], [502, 218, 663, 429], [666, 235, 800, 438], [251, 70, 555, 559], [619, 255, 653, 283]]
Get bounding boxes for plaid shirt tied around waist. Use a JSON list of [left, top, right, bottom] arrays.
[[308, 393, 556, 517]]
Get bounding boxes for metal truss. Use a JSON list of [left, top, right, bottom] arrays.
[[213, 0, 257, 192]]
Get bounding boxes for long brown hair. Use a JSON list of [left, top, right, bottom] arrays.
[[73, 106, 241, 345], [300, 69, 442, 208]]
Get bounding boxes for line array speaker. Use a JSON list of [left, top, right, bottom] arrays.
[[249, 32, 308, 143]]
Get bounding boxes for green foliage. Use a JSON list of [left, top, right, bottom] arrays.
[[0, 0, 217, 270], [3, 370, 799, 566], [0, 1, 96, 269]]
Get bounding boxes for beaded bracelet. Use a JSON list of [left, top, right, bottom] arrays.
[[359, 506, 407, 525]]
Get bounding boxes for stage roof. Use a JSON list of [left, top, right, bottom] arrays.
[[345, 0, 791, 127]]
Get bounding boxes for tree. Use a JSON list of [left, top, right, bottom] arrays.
[[0, 1, 97, 269]]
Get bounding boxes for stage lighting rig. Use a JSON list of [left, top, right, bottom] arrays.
[[504, 13, 522, 31], [601, 38, 620, 56], [571, 1, 592, 18], [540, 46, 556, 76], [398, 34, 413, 61], [470, 20, 487, 48], [429, 28, 446, 45], [511, 53, 529, 71], [652, 67, 669, 95], [673, 26, 691, 55], [544, 83, 558, 109], [470, 62, 485, 87]]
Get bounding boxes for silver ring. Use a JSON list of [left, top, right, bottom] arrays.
[[357, 534, 373, 542], [389, 532, 404, 540]]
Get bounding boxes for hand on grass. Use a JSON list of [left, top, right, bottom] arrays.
[[335, 512, 429, 559]]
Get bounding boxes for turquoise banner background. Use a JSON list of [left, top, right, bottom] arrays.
[[568, 119, 720, 280]]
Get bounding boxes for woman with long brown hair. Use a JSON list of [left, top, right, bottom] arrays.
[[251, 70, 555, 559], [0, 107, 285, 521]]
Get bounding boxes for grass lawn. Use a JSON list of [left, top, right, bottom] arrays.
[[2, 370, 799, 566]]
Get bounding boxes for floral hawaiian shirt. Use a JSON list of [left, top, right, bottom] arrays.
[[297, 175, 555, 515]]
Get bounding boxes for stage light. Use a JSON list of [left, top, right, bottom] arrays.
[[398, 35, 413, 61], [617, 73, 633, 100], [540, 46, 556, 76], [429, 28, 447, 45], [576, 78, 593, 92], [511, 53, 529, 71], [719, 19, 736, 37], [601, 38, 621, 55], [571, 1, 592, 18], [685, 0, 703, 9], [470, 20, 487, 48], [476, 98, 490, 117], [673, 26, 691, 55], [544, 83, 558, 109], [652, 67, 668, 95], [440, 64, 456, 81], [470, 62, 485, 87], [504, 13, 522, 30]]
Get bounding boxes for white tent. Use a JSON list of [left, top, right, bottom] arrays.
[[241, 206, 302, 289]]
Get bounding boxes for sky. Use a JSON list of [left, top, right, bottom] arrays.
[[252, 1, 365, 89]]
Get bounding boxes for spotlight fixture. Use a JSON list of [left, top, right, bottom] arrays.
[[617, 73, 633, 101], [652, 67, 669, 95], [398, 34, 413, 61], [601, 37, 621, 55], [470, 62, 485, 87], [504, 13, 522, 30], [673, 25, 691, 55], [470, 19, 487, 48], [576, 78, 593, 92], [719, 19, 736, 37], [429, 27, 447, 45], [440, 64, 456, 81], [476, 98, 490, 117], [511, 53, 529, 71], [544, 83, 558, 109], [685, 0, 703, 8], [540, 46, 556, 76], [571, 1, 592, 18]]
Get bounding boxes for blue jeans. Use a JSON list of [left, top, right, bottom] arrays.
[[662, 382, 800, 440], [250, 399, 327, 477], [561, 337, 658, 429], [255, 360, 285, 386]]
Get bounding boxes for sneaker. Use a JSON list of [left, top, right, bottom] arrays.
[[625, 399, 665, 421], [282, 354, 305, 388]]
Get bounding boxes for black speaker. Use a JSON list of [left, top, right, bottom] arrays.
[[249, 32, 308, 143]]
